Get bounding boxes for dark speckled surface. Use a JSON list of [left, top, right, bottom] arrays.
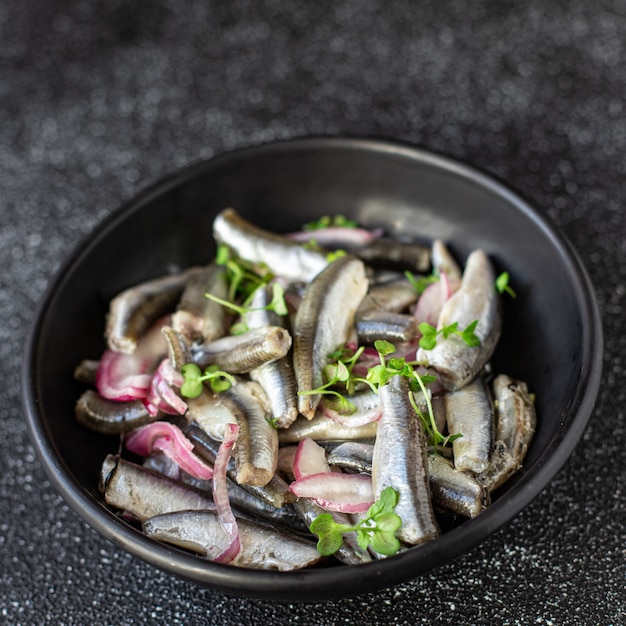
[[2, 1, 624, 624]]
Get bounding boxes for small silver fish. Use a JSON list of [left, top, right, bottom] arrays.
[[99, 455, 215, 521], [143, 510, 323, 571], [372, 376, 439, 545], [220, 381, 279, 487], [417, 249, 501, 390], [355, 310, 419, 344], [278, 411, 378, 444], [327, 442, 374, 475], [428, 454, 489, 518], [106, 267, 201, 355], [477, 374, 536, 491], [293, 255, 369, 419], [75, 390, 156, 435], [213, 208, 329, 283], [172, 264, 229, 344], [246, 286, 298, 428], [192, 325, 292, 374], [445, 376, 494, 474]]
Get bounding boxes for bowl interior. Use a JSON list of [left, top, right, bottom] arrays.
[[23, 138, 602, 600]]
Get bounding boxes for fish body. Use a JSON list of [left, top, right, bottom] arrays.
[[143, 510, 322, 571], [445, 376, 494, 474], [372, 376, 439, 545], [293, 255, 368, 419], [213, 208, 328, 283], [417, 249, 501, 390]]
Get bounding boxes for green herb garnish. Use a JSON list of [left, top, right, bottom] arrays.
[[180, 363, 235, 398], [418, 320, 480, 350], [404, 270, 439, 294], [495, 271, 517, 298], [309, 486, 402, 556]]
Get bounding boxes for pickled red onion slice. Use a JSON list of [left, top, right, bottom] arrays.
[[292, 438, 330, 480], [213, 423, 240, 564], [125, 421, 213, 480]]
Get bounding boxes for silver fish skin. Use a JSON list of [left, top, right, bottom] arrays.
[[182, 421, 293, 508], [143, 510, 322, 571], [372, 376, 439, 545], [172, 264, 229, 344], [161, 326, 192, 371], [293, 255, 369, 419], [278, 411, 378, 443], [212, 208, 329, 283], [293, 498, 372, 565], [76, 390, 156, 435], [106, 267, 201, 355], [353, 238, 431, 273], [428, 454, 489, 518], [416, 249, 501, 390], [220, 381, 279, 487], [431, 239, 462, 282], [356, 310, 419, 344], [246, 286, 299, 428], [99, 455, 215, 521], [327, 442, 374, 475], [143, 452, 305, 532], [492, 374, 536, 461], [73, 359, 100, 385], [445, 376, 494, 474], [185, 388, 237, 441], [192, 325, 292, 374], [476, 374, 536, 491], [357, 278, 418, 315]]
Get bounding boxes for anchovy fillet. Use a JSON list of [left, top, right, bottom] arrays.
[[428, 454, 489, 518], [445, 376, 494, 474], [246, 286, 298, 428], [293, 255, 369, 419], [106, 267, 200, 355], [417, 249, 501, 390], [76, 390, 156, 435], [372, 376, 439, 545], [213, 208, 329, 283], [192, 325, 292, 374], [143, 510, 322, 571], [172, 264, 229, 344], [278, 411, 378, 443]]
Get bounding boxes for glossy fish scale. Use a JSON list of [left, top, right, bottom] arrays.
[[372, 375, 439, 545], [293, 255, 369, 419]]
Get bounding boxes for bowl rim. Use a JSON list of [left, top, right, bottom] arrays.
[[21, 136, 604, 601]]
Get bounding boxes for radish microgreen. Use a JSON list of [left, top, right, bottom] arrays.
[[418, 320, 480, 350], [309, 486, 402, 556], [495, 271, 517, 298], [180, 363, 235, 398]]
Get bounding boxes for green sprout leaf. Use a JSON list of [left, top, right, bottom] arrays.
[[180, 363, 235, 397], [495, 271, 517, 298], [309, 487, 402, 557], [304, 214, 358, 231], [404, 270, 439, 294], [418, 320, 481, 350]]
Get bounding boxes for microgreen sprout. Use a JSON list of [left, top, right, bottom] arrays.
[[215, 244, 274, 302], [297, 345, 373, 414], [303, 214, 358, 231], [404, 270, 439, 294], [418, 320, 481, 350], [180, 363, 235, 398], [325, 249, 347, 263], [309, 486, 402, 556], [495, 271, 517, 298], [204, 281, 288, 334]]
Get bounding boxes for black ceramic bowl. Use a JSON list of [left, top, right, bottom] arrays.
[[22, 137, 602, 601]]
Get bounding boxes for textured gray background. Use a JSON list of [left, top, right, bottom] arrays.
[[2, 1, 625, 624]]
